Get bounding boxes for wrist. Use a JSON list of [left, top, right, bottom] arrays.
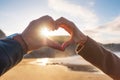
[[74, 29, 87, 44], [78, 35, 87, 46], [8, 34, 28, 53]]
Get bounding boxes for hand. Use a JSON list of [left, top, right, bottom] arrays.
[[56, 17, 87, 48], [21, 15, 63, 51]]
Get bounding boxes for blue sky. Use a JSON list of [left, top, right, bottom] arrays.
[[0, 0, 120, 43]]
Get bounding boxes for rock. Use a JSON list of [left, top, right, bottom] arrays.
[[0, 29, 6, 38]]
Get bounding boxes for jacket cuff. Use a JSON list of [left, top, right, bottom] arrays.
[[76, 36, 88, 53], [7, 34, 28, 53], [13, 34, 28, 53], [76, 36, 104, 64], [76, 36, 101, 57], [0, 38, 26, 75]]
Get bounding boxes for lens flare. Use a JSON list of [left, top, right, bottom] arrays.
[[40, 27, 69, 37], [41, 27, 50, 37]]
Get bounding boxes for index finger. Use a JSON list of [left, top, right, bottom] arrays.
[[45, 38, 64, 51], [55, 17, 76, 34], [36, 15, 57, 31]]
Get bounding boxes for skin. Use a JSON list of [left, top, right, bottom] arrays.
[[21, 15, 63, 52], [55, 17, 87, 48], [21, 15, 87, 52]]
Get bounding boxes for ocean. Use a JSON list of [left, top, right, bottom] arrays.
[[113, 51, 120, 57], [29, 51, 120, 67], [30, 51, 120, 66]]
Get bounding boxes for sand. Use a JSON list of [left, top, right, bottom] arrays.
[[1, 56, 113, 80]]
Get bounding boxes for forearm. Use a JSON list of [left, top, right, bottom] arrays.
[[77, 36, 120, 79], [0, 38, 26, 76]]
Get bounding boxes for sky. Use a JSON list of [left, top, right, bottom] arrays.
[[0, 0, 120, 43]]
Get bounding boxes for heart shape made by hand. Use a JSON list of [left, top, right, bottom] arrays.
[[40, 27, 72, 50]]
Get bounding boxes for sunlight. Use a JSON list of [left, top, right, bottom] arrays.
[[40, 27, 69, 37], [41, 27, 50, 37], [40, 27, 57, 37], [36, 58, 49, 66]]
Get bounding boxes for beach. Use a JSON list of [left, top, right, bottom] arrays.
[[1, 56, 112, 80]]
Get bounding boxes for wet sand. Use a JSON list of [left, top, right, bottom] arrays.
[[1, 56, 112, 80]]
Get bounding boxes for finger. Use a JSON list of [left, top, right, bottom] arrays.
[[45, 38, 64, 51], [36, 15, 57, 31], [62, 39, 74, 49], [56, 17, 75, 34]]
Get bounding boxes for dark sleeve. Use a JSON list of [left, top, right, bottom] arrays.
[[0, 38, 25, 76], [77, 37, 120, 79]]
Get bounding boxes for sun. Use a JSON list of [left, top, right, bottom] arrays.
[[40, 27, 69, 37], [41, 27, 50, 37], [40, 27, 57, 37]]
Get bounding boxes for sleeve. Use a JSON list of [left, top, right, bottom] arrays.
[[76, 36, 120, 79], [0, 38, 25, 76]]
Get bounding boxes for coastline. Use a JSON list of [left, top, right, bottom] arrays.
[[1, 56, 112, 80]]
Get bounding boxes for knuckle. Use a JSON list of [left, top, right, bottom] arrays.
[[38, 15, 52, 21], [30, 20, 36, 24], [43, 15, 50, 18], [60, 17, 64, 19], [56, 17, 65, 23]]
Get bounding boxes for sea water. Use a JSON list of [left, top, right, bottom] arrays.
[[113, 51, 120, 57]]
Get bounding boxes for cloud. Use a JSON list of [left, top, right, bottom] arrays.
[[48, 0, 120, 43], [103, 16, 120, 31], [96, 16, 120, 34], [89, 2, 95, 6], [88, 1, 95, 7], [84, 15, 120, 43], [48, 0, 98, 29]]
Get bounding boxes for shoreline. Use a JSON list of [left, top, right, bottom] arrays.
[[1, 56, 112, 80]]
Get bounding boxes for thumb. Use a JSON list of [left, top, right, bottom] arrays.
[[62, 39, 74, 49], [45, 38, 64, 51]]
